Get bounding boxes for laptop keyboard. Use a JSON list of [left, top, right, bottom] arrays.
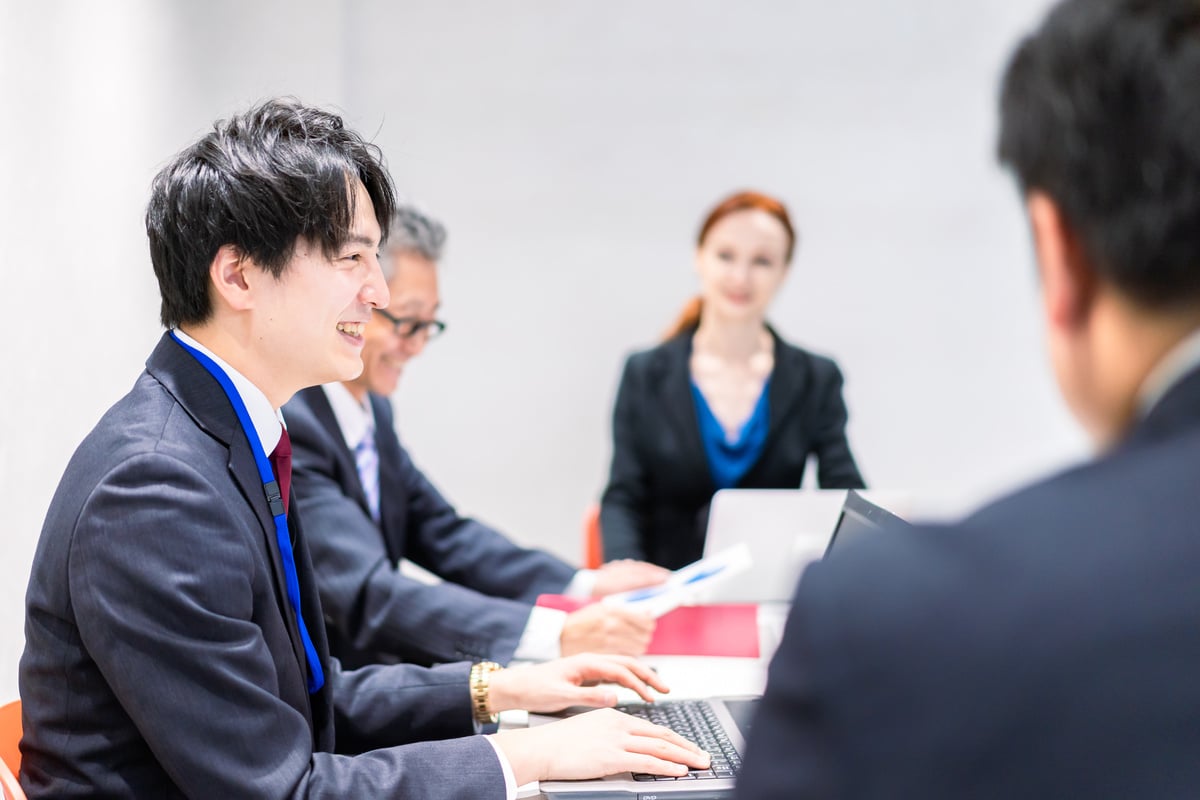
[[622, 700, 741, 782]]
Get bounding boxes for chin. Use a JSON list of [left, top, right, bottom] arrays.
[[717, 303, 759, 321], [335, 357, 366, 383]]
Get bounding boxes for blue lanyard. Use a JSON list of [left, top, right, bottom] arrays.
[[170, 331, 325, 693]]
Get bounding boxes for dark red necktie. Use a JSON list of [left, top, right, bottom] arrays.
[[269, 427, 292, 516]]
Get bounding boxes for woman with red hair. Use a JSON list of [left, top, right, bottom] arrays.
[[600, 190, 865, 569]]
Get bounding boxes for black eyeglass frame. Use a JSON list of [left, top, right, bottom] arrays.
[[373, 308, 447, 340]]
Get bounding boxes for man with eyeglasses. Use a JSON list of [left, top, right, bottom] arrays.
[[285, 206, 668, 669]]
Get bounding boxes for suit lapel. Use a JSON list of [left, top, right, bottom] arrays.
[[757, 330, 809, 467], [226, 436, 312, 689], [656, 334, 715, 491], [303, 386, 375, 517], [147, 334, 313, 708], [370, 394, 408, 561]]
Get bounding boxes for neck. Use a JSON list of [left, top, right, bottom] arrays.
[[693, 315, 770, 360], [1088, 296, 1200, 447], [343, 378, 369, 405], [179, 321, 291, 410]]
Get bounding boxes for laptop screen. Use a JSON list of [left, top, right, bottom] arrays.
[[824, 490, 909, 557], [724, 697, 759, 741]]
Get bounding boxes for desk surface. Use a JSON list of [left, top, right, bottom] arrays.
[[508, 603, 787, 798]]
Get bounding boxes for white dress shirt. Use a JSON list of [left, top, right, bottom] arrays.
[[173, 329, 285, 453]]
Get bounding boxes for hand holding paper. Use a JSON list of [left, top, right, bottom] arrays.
[[599, 544, 753, 618]]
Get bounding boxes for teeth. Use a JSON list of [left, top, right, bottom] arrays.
[[337, 322, 364, 337]]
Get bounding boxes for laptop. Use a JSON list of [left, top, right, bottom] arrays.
[[535, 696, 760, 799], [824, 489, 911, 557], [701, 489, 910, 603]]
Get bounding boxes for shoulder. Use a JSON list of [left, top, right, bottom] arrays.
[[284, 386, 326, 426], [53, 382, 241, 539], [368, 392, 396, 427], [284, 387, 339, 448], [621, 334, 690, 380], [800, 435, 1198, 646], [771, 332, 844, 385], [771, 329, 839, 372]]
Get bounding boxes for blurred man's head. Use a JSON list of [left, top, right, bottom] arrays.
[[345, 207, 447, 401], [997, 0, 1200, 445]]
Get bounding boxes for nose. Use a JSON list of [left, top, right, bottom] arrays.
[[726, 259, 752, 287], [362, 252, 390, 309]]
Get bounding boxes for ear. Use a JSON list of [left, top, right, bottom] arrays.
[[1028, 191, 1097, 332], [208, 244, 256, 312]]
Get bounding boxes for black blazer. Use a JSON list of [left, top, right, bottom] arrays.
[[600, 327, 865, 569], [20, 335, 503, 800], [286, 387, 576, 668], [737, 363, 1200, 799]]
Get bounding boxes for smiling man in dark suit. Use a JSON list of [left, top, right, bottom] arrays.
[[737, 0, 1200, 797], [285, 206, 669, 669], [18, 99, 708, 800]]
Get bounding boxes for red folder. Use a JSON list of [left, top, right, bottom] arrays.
[[536, 595, 759, 658]]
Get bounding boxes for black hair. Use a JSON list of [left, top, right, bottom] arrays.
[[145, 98, 396, 327], [997, 0, 1200, 310]]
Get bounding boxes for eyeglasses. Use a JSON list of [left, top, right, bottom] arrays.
[[373, 308, 447, 341]]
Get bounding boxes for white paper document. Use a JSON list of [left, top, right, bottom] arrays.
[[600, 543, 753, 617]]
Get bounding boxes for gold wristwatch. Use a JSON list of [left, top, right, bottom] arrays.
[[470, 661, 503, 724]]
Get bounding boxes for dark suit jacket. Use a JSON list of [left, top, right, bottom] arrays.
[[20, 334, 505, 800], [737, 364, 1200, 799], [601, 327, 865, 569], [285, 386, 576, 668]]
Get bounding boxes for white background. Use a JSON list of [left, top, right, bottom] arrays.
[[0, 0, 1079, 702]]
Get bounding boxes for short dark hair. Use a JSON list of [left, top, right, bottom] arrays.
[[997, 0, 1200, 310], [146, 98, 397, 328]]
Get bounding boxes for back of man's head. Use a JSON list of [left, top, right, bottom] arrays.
[[998, 0, 1200, 311], [146, 97, 396, 329]]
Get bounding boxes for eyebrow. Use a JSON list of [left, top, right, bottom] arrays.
[[341, 233, 380, 250]]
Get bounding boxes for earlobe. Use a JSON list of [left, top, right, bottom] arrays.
[[208, 244, 255, 312], [1029, 191, 1095, 331]]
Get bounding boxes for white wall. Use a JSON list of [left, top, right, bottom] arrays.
[[0, 0, 1078, 703]]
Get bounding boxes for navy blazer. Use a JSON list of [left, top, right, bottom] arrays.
[[601, 327, 865, 569], [20, 334, 504, 800], [285, 387, 576, 668], [738, 364, 1200, 799]]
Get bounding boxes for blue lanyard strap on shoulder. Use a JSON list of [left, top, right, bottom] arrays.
[[170, 331, 325, 693]]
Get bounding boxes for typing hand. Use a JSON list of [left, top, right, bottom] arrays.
[[591, 559, 670, 597], [488, 653, 666, 714], [490, 708, 710, 785], [561, 603, 655, 656]]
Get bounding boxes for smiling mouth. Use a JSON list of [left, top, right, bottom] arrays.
[[337, 322, 365, 338]]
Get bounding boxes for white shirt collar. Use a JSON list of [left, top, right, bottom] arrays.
[[173, 328, 285, 456], [1136, 326, 1200, 419], [321, 382, 376, 451]]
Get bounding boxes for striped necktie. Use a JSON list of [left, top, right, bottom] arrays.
[[354, 428, 381, 520]]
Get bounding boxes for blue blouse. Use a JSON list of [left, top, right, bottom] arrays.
[[690, 378, 771, 490]]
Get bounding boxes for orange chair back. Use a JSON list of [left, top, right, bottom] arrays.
[[582, 503, 603, 569], [0, 700, 21, 779]]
